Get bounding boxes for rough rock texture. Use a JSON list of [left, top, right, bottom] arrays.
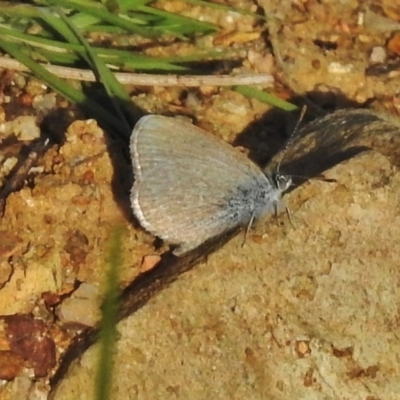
[[51, 147, 400, 400]]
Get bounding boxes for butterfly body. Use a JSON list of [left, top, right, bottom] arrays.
[[130, 115, 291, 255]]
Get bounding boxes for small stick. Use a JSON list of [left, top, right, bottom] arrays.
[[0, 137, 51, 216], [0, 56, 274, 87]]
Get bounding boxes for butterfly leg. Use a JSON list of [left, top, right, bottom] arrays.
[[241, 212, 255, 247]]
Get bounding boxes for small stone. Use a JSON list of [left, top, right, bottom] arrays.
[[140, 254, 161, 273], [388, 32, 400, 56], [32, 93, 57, 112], [57, 283, 100, 327], [328, 62, 353, 74], [370, 46, 386, 63], [4, 116, 40, 141]]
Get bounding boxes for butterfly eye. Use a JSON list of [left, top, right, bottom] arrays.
[[275, 174, 292, 192]]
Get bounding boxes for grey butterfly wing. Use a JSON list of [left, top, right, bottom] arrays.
[[130, 115, 271, 253]]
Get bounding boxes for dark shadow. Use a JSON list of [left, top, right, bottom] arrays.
[[0, 107, 77, 214], [268, 106, 400, 182], [233, 90, 367, 168]]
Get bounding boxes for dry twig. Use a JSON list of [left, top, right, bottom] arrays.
[[0, 56, 274, 87]]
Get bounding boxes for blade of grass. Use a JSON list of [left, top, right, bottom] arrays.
[[117, 0, 151, 9], [0, 25, 79, 53], [54, 7, 133, 136], [16, 45, 189, 72], [233, 86, 297, 111], [95, 225, 124, 400], [0, 25, 189, 71], [46, 0, 158, 37], [0, 38, 128, 137], [0, 1, 234, 74], [133, 5, 217, 35], [0, 3, 51, 20]]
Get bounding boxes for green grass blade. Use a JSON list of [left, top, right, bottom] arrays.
[[233, 86, 297, 111], [46, 0, 158, 37], [134, 5, 217, 35], [0, 25, 188, 71], [95, 226, 124, 400], [0, 38, 127, 137], [54, 7, 133, 136]]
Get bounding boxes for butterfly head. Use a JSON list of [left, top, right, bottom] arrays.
[[274, 173, 292, 194]]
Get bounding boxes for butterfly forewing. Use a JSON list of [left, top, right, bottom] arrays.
[[130, 115, 270, 246]]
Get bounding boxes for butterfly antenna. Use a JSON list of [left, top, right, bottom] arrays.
[[292, 105, 307, 138], [290, 173, 337, 183], [273, 105, 308, 175]]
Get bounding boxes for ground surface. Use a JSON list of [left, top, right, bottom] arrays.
[[1, 0, 400, 399]]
